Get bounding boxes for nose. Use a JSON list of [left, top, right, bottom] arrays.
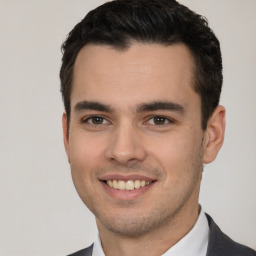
[[105, 123, 147, 165]]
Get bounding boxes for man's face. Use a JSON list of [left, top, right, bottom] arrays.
[[63, 43, 211, 236]]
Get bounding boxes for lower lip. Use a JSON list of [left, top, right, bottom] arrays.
[[101, 181, 155, 200]]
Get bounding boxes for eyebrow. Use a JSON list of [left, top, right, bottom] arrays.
[[74, 100, 185, 114], [137, 101, 185, 114], [74, 101, 114, 113]]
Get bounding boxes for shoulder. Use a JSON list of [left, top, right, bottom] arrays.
[[67, 244, 93, 256], [206, 213, 256, 256]]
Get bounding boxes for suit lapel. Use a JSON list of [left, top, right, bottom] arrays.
[[205, 213, 255, 256]]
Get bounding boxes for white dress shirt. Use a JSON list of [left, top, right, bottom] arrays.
[[92, 209, 209, 256]]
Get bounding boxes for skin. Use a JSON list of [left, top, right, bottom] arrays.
[[63, 43, 225, 256]]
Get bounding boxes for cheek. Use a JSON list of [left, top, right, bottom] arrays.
[[148, 131, 203, 178], [68, 135, 104, 207], [69, 131, 105, 162], [68, 133, 105, 184], [149, 133, 193, 161]]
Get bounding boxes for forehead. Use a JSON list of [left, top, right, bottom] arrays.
[[71, 43, 198, 110]]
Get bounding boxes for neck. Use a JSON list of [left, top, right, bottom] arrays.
[[96, 204, 201, 256]]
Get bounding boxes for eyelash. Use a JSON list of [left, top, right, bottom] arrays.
[[82, 115, 175, 127], [82, 116, 110, 125], [146, 116, 175, 126]]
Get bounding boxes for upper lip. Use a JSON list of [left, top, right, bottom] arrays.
[[99, 174, 157, 182]]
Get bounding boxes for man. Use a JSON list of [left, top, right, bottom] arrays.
[[60, 0, 256, 255]]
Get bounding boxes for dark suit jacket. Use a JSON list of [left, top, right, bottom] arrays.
[[68, 214, 256, 256]]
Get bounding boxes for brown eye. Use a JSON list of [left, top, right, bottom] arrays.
[[153, 116, 166, 125], [86, 116, 108, 125], [91, 117, 103, 124], [148, 116, 169, 125]]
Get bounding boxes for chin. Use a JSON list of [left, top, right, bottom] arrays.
[[96, 208, 175, 237]]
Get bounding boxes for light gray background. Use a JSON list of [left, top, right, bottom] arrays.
[[0, 0, 255, 255]]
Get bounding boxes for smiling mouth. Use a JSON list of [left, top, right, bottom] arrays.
[[104, 180, 154, 191]]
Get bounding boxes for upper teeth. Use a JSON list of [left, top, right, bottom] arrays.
[[107, 180, 151, 190]]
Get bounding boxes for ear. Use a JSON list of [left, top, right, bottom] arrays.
[[62, 112, 70, 162], [202, 105, 226, 164]]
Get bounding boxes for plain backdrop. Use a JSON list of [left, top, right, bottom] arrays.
[[0, 0, 255, 255]]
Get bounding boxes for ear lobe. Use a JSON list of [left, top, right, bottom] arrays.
[[62, 112, 70, 162], [202, 105, 226, 164]]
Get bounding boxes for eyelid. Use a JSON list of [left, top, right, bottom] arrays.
[[82, 115, 110, 125], [81, 114, 176, 126], [146, 115, 175, 125]]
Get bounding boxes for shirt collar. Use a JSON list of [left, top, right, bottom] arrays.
[[92, 233, 105, 256], [92, 209, 209, 256], [161, 209, 209, 256]]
